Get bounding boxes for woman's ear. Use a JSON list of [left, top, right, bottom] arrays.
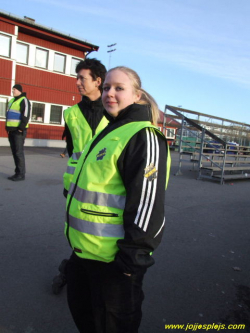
[[134, 91, 142, 103]]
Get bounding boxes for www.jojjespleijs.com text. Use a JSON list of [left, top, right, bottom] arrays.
[[165, 323, 246, 331]]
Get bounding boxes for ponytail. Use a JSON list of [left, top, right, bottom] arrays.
[[137, 89, 159, 126]]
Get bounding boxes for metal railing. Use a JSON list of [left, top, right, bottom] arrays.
[[165, 105, 228, 184]]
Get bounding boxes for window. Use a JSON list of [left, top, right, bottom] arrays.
[[54, 53, 66, 73], [0, 34, 11, 57], [166, 128, 175, 138], [0, 97, 8, 118], [70, 58, 81, 75], [35, 48, 48, 69], [16, 43, 29, 64], [50, 105, 62, 124], [31, 103, 45, 122]]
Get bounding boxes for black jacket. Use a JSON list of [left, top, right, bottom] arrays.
[[83, 103, 170, 274], [64, 95, 105, 157], [6, 92, 31, 132]]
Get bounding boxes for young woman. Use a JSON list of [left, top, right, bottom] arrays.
[[65, 66, 171, 333]]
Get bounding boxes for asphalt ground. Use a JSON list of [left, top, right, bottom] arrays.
[[0, 146, 250, 333]]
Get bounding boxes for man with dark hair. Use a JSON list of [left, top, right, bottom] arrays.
[[6, 84, 30, 181], [75, 58, 107, 82], [63, 58, 108, 197], [52, 58, 108, 294]]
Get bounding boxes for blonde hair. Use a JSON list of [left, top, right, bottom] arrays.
[[106, 66, 159, 126]]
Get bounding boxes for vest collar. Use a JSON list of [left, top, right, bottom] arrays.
[[13, 92, 26, 101], [81, 95, 103, 108], [104, 103, 152, 124]]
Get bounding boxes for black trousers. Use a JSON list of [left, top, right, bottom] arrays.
[[66, 253, 146, 333], [8, 130, 27, 176]]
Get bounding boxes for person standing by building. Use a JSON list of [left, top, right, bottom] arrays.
[[65, 66, 171, 333], [63, 58, 108, 197], [6, 84, 30, 181], [52, 58, 108, 295]]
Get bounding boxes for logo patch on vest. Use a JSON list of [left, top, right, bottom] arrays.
[[96, 148, 106, 160], [144, 163, 158, 181]]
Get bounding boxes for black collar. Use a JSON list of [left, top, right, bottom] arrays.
[[14, 92, 26, 101], [81, 95, 103, 107], [104, 103, 152, 124]]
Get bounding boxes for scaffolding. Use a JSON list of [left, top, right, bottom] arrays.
[[164, 105, 250, 146], [164, 105, 250, 184]]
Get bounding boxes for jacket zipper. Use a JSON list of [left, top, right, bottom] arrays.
[[81, 208, 118, 217]]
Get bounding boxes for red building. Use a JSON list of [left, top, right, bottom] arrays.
[[158, 110, 180, 145], [0, 10, 98, 147], [0, 11, 179, 147]]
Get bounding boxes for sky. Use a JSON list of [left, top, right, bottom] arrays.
[[1, 0, 250, 124]]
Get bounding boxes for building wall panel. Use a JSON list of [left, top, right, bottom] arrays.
[[18, 32, 84, 57], [0, 121, 64, 140], [0, 19, 15, 34], [0, 121, 7, 137], [26, 123, 64, 140], [0, 58, 12, 95], [0, 14, 98, 144], [16, 65, 79, 105]]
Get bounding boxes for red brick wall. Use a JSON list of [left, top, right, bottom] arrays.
[[27, 123, 64, 140], [16, 65, 79, 106], [0, 19, 15, 34], [0, 121, 64, 140], [0, 58, 12, 95], [18, 32, 85, 57]]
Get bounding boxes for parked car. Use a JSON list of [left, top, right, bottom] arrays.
[[226, 142, 238, 155], [204, 140, 238, 155], [203, 140, 224, 154]]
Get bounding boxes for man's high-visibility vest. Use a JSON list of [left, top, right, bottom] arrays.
[[6, 97, 29, 128], [63, 104, 109, 191]]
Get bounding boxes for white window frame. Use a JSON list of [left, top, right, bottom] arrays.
[[31, 102, 45, 123], [50, 104, 63, 125], [16, 42, 29, 64], [166, 128, 176, 139], [0, 97, 8, 118], [0, 33, 11, 58], [70, 57, 81, 75], [54, 53, 66, 73], [35, 47, 49, 69]]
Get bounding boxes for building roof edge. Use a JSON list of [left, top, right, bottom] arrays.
[[0, 9, 99, 51]]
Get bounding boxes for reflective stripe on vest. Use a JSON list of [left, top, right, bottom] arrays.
[[72, 152, 82, 161], [68, 213, 124, 238], [68, 183, 126, 210], [63, 104, 109, 191], [65, 151, 84, 174], [66, 166, 76, 175], [65, 122, 168, 263], [166, 144, 171, 188], [6, 97, 29, 128]]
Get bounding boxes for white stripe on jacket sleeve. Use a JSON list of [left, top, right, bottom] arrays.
[[23, 98, 29, 117], [134, 128, 160, 232]]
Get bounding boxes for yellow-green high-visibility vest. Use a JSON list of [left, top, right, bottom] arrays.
[[6, 97, 29, 128], [63, 104, 109, 191], [65, 122, 171, 263]]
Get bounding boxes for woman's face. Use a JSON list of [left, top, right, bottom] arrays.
[[102, 69, 141, 118]]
